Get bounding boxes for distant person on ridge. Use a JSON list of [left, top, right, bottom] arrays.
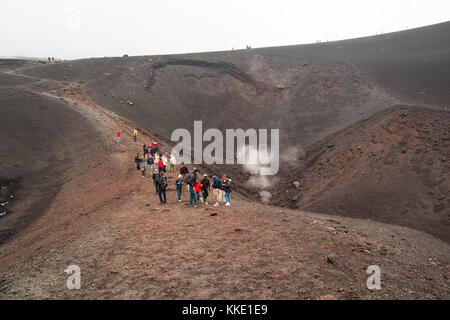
[[158, 172, 168, 204], [133, 128, 138, 142]]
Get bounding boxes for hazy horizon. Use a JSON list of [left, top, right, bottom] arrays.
[[1, 0, 449, 60]]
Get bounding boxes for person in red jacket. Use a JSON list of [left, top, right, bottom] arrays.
[[116, 130, 121, 143], [195, 181, 203, 205], [157, 159, 165, 173]]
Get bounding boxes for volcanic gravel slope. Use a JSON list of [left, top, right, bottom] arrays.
[[18, 21, 450, 242], [0, 83, 105, 244], [0, 85, 448, 300]]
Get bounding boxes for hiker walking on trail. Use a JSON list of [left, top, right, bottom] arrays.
[[195, 180, 203, 205], [134, 153, 141, 170], [116, 130, 121, 143], [169, 154, 176, 173], [141, 156, 147, 178], [201, 174, 211, 205], [147, 155, 154, 173], [223, 176, 232, 206], [175, 175, 183, 202], [150, 145, 156, 157], [152, 170, 160, 193], [158, 172, 168, 204], [189, 170, 199, 208], [162, 154, 168, 172], [157, 158, 165, 173], [180, 163, 189, 180], [133, 128, 138, 142], [212, 175, 223, 206], [143, 144, 149, 157]]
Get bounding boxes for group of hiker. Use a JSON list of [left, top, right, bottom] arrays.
[[129, 128, 233, 207], [134, 141, 176, 177], [176, 164, 233, 208]]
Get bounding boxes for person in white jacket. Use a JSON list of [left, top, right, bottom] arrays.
[[161, 154, 168, 173], [169, 154, 177, 173]]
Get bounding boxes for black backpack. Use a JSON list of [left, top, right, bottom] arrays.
[[159, 176, 168, 189], [189, 174, 197, 187]]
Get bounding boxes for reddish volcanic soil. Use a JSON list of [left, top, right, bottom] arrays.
[[0, 23, 449, 299], [275, 106, 450, 243]]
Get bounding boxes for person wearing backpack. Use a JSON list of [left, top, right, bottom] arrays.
[[212, 175, 222, 206], [170, 154, 176, 173], [175, 175, 183, 202], [195, 180, 203, 205], [201, 174, 210, 205], [158, 172, 168, 204], [223, 175, 232, 206], [152, 170, 160, 193], [134, 153, 141, 170]]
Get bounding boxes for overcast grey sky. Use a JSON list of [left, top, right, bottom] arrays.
[[1, 0, 449, 60]]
